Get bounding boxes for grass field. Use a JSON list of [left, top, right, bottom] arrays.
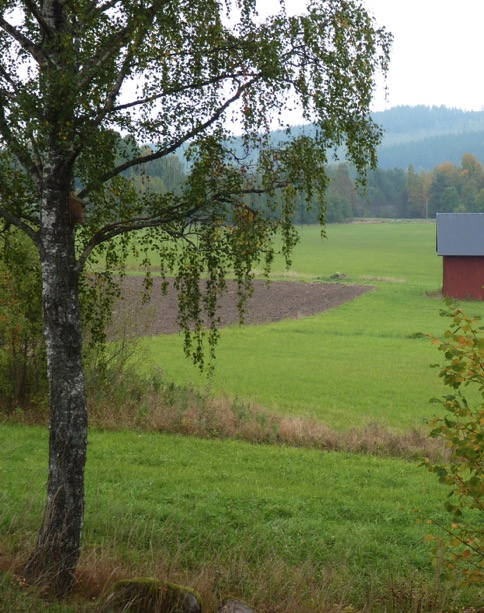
[[137, 221, 484, 430], [0, 423, 476, 611], [2, 221, 483, 611]]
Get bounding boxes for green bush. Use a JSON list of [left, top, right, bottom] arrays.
[[0, 231, 46, 412], [0, 230, 134, 414], [423, 301, 484, 586]]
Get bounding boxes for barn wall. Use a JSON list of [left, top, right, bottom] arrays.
[[442, 256, 484, 300]]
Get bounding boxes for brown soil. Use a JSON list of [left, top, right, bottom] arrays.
[[111, 277, 373, 337]]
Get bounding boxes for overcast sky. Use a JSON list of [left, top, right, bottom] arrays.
[[260, 0, 484, 112]]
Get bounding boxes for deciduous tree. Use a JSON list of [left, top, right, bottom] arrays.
[[0, 0, 391, 596]]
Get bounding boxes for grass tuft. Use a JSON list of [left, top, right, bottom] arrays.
[[83, 379, 448, 461]]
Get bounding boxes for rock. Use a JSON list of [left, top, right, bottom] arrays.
[[104, 577, 202, 612], [217, 598, 259, 613]]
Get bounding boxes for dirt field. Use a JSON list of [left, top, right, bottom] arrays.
[[111, 277, 373, 337]]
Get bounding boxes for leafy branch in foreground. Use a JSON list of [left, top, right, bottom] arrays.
[[422, 301, 484, 586]]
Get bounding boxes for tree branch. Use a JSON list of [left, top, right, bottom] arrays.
[[64, 48, 134, 170], [0, 65, 21, 97], [109, 69, 246, 114], [0, 98, 41, 181], [77, 2, 163, 90], [21, 0, 54, 40], [89, 48, 134, 127], [85, 0, 125, 19], [0, 207, 40, 245], [78, 77, 259, 198], [0, 15, 46, 64], [76, 203, 197, 272], [76, 25, 132, 90]]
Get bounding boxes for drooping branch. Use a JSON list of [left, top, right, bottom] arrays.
[[78, 77, 260, 198], [76, 173, 288, 274]]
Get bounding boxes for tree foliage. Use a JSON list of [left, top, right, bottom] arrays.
[[423, 302, 484, 586], [0, 0, 391, 596], [0, 0, 392, 362], [0, 229, 46, 411]]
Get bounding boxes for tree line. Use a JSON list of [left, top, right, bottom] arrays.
[[323, 153, 484, 221], [132, 151, 484, 223]]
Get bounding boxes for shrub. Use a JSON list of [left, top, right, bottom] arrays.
[[0, 231, 46, 412], [423, 301, 484, 586], [0, 230, 135, 415]]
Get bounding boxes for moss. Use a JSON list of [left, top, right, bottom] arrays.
[[105, 577, 201, 612]]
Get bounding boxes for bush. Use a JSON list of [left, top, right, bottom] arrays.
[[0, 231, 47, 412], [423, 301, 484, 586], [0, 230, 134, 415]]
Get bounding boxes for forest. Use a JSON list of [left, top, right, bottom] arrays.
[[271, 105, 484, 221], [132, 105, 484, 223], [129, 152, 484, 224]]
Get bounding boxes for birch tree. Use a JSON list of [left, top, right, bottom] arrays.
[[0, 0, 391, 596]]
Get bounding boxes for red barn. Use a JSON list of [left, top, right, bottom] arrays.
[[436, 213, 484, 300]]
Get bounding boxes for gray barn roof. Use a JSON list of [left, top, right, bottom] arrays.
[[436, 213, 484, 256]]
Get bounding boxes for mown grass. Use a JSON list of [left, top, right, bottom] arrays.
[[136, 222, 484, 430], [270, 221, 441, 286], [1, 423, 479, 612]]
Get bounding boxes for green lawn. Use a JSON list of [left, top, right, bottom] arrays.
[[2, 221, 482, 611], [136, 222, 484, 430], [271, 221, 442, 287], [1, 423, 473, 611]]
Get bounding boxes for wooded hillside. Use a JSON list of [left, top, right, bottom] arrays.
[[374, 105, 484, 169]]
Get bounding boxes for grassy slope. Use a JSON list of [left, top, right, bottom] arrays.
[[138, 222, 484, 430], [1, 423, 466, 610]]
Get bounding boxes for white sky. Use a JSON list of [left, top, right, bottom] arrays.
[[259, 0, 484, 112]]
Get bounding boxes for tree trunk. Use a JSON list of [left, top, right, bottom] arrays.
[[24, 174, 87, 597]]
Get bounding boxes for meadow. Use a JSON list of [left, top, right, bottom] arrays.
[[1, 221, 483, 611], [0, 423, 475, 612], [139, 221, 484, 430]]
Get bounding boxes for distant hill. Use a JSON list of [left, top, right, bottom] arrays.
[[373, 105, 484, 170], [177, 106, 484, 172], [373, 105, 484, 142], [265, 105, 484, 171]]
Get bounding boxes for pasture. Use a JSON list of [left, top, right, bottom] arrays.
[[138, 221, 484, 430], [0, 423, 475, 611], [2, 220, 483, 611]]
